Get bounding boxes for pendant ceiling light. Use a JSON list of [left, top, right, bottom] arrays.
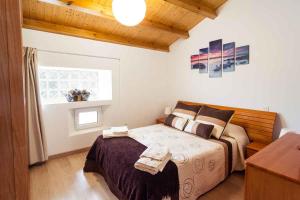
[[112, 0, 146, 27]]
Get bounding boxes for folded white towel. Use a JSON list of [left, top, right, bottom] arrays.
[[134, 152, 172, 175], [134, 165, 158, 175], [111, 126, 129, 134], [157, 152, 171, 171], [102, 129, 128, 139], [140, 145, 169, 161], [134, 159, 159, 175]]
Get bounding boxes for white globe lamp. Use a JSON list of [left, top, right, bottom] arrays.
[[112, 0, 146, 27]]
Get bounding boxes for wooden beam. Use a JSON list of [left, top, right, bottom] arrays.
[[164, 0, 217, 19], [23, 18, 169, 52], [39, 0, 189, 39], [140, 20, 189, 39]]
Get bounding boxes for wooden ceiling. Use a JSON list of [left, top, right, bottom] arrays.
[[22, 0, 227, 51]]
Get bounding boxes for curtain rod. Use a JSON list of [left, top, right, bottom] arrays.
[[37, 49, 120, 61]]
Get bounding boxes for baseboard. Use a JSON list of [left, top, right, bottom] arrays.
[[48, 146, 91, 160]]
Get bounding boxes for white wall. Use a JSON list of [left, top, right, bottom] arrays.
[[166, 0, 300, 134], [23, 29, 170, 155]]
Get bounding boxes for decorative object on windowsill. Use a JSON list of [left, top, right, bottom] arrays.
[[64, 89, 91, 102], [190, 39, 250, 78]]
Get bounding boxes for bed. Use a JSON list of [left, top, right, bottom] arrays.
[[83, 101, 276, 200], [84, 123, 249, 200]]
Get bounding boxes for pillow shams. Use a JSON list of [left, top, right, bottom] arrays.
[[164, 114, 188, 131], [184, 120, 214, 139], [172, 102, 201, 120], [195, 106, 234, 139]]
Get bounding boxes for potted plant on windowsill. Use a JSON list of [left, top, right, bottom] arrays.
[[64, 89, 91, 102]]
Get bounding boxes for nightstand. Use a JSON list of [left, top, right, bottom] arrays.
[[246, 142, 268, 158], [156, 117, 165, 124]]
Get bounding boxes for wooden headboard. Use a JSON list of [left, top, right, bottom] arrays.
[[179, 101, 277, 144]]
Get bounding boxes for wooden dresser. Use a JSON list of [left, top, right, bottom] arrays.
[[245, 133, 300, 200]]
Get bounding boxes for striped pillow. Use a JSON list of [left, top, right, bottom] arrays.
[[195, 106, 234, 139], [164, 114, 188, 131], [184, 120, 214, 139], [172, 102, 201, 120]]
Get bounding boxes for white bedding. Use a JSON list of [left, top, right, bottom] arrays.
[[129, 124, 249, 200]]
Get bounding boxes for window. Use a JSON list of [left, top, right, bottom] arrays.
[[38, 66, 112, 104], [78, 111, 98, 125], [74, 107, 101, 130]]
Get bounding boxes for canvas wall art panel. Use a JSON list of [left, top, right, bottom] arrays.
[[199, 48, 209, 73], [223, 42, 235, 72], [191, 54, 200, 69], [236, 45, 249, 65], [209, 39, 222, 78]]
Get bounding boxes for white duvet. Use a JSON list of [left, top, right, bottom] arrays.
[[129, 124, 249, 200]]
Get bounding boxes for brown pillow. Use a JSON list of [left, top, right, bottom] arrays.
[[184, 120, 214, 139], [164, 114, 188, 131], [172, 102, 201, 120], [195, 106, 234, 139]]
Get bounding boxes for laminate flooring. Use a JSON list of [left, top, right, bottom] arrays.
[[30, 152, 244, 200]]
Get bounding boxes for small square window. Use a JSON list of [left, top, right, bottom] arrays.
[[74, 107, 101, 130]]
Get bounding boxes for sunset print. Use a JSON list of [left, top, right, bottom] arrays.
[[236, 45, 249, 65], [223, 42, 235, 72], [191, 54, 200, 69], [199, 48, 208, 73], [190, 40, 249, 77], [209, 39, 222, 78]]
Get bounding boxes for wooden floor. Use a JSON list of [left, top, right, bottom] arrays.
[[30, 152, 245, 200]]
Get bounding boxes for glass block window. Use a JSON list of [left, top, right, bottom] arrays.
[[38, 66, 112, 104]]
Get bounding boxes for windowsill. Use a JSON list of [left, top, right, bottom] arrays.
[[42, 100, 112, 109], [69, 125, 110, 137], [69, 127, 103, 136]]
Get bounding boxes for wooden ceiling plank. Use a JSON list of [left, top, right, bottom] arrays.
[[140, 20, 189, 39], [164, 0, 217, 19], [41, 0, 189, 38], [23, 18, 169, 52]]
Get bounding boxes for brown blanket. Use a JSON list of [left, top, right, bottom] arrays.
[[84, 136, 179, 200]]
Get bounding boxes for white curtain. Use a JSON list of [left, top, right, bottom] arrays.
[[23, 47, 48, 165]]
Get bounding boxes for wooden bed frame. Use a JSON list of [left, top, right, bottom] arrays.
[[179, 101, 277, 144]]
